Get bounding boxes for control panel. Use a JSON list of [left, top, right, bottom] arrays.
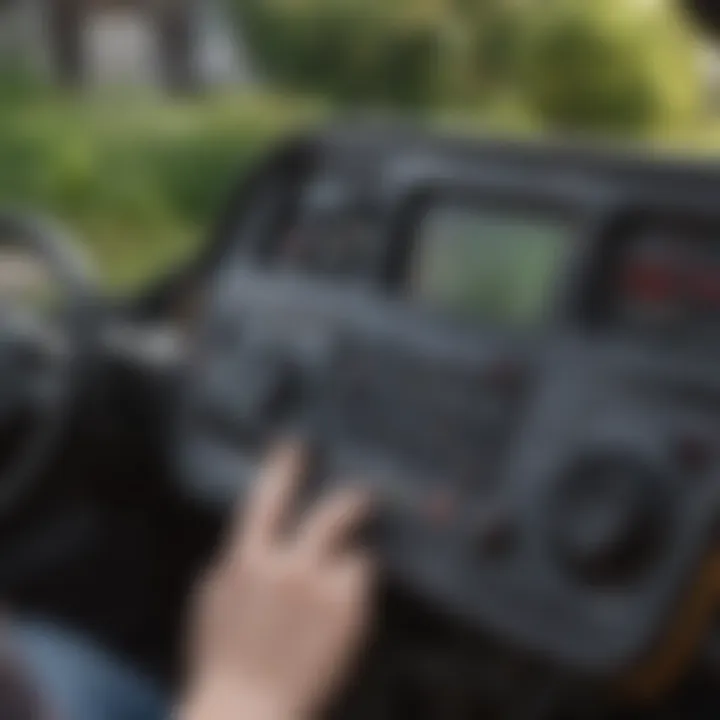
[[180, 267, 720, 678], [179, 128, 720, 687]]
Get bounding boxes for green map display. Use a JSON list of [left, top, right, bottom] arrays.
[[413, 205, 574, 326]]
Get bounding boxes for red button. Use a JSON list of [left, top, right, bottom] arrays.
[[423, 489, 456, 527], [486, 359, 524, 391]]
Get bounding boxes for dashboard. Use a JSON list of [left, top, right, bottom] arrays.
[[203, 128, 720, 339], [14, 125, 720, 720], [173, 125, 720, 698]]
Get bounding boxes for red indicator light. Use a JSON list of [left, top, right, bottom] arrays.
[[623, 262, 677, 302], [423, 489, 456, 528]]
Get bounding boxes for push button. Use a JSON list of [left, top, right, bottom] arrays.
[[472, 505, 518, 559]]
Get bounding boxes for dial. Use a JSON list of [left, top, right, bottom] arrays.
[[549, 451, 673, 587]]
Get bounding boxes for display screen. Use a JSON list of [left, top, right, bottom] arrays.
[[616, 220, 720, 337], [410, 203, 575, 325]]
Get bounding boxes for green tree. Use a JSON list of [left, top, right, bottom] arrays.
[[236, 0, 702, 132], [515, 0, 701, 133], [240, 0, 472, 107]]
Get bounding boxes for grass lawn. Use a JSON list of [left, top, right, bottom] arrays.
[[0, 91, 327, 292]]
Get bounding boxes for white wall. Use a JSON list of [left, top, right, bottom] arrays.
[[0, 0, 257, 91], [0, 0, 51, 74], [85, 7, 161, 89]]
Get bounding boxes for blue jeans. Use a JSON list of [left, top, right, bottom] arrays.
[[9, 621, 168, 720]]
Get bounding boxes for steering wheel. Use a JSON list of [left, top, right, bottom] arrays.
[[0, 211, 97, 515]]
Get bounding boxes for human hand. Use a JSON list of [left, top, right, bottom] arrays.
[[182, 441, 375, 720]]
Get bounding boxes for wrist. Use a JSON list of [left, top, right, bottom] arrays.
[[180, 674, 307, 720]]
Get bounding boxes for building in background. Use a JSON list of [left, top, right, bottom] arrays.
[[0, 0, 255, 92]]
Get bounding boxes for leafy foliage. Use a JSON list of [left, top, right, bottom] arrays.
[[517, 0, 701, 132], [237, 0, 703, 131], [0, 93, 326, 289]]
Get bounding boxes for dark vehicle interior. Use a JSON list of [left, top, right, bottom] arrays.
[[7, 121, 720, 718]]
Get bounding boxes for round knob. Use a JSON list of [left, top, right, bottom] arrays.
[[549, 453, 672, 586]]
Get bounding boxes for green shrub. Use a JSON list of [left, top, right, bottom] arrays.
[[516, 0, 701, 134], [237, 0, 703, 132], [241, 0, 470, 108]]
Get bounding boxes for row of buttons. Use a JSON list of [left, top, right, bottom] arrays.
[[325, 342, 528, 488]]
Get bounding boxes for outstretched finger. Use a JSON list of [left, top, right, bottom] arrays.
[[235, 440, 306, 552], [298, 486, 372, 558]]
